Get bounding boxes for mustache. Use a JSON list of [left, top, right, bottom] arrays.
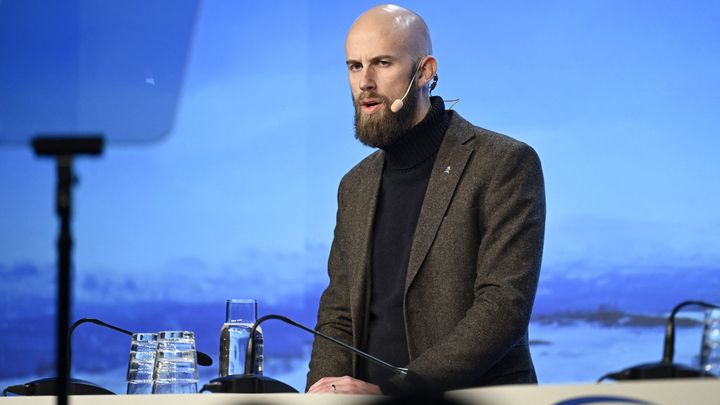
[[355, 92, 390, 106]]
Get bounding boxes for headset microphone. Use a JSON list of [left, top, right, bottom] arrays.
[[391, 66, 421, 113]]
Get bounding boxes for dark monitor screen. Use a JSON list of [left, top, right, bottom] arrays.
[[0, 0, 199, 144]]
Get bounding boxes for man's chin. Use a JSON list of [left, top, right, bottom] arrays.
[[354, 134, 384, 149], [353, 101, 407, 148]]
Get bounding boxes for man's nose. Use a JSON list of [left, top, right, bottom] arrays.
[[359, 68, 376, 92]]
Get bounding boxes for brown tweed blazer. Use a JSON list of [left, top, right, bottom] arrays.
[[307, 110, 546, 391]]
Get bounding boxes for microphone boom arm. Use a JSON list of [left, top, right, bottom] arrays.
[[68, 317, 213, 367], [662, 300, 720, 365], [244, 314, 408, 376]]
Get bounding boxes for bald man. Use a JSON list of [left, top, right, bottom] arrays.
[[307, 4, 545, 395]]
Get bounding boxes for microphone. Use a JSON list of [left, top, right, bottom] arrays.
[[391, 66, 422, 113], [200, 314, 409, 393], [68, 318, 213, 367], [248, 315, 408, 376], [3, 317, 213, 396], [598, 300, 720, 382]]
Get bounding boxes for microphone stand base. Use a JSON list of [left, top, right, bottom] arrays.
[[4, 377, 115, 396], [608, 363, 717, 381]]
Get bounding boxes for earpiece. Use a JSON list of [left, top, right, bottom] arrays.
[[429, 74, 438, 94]]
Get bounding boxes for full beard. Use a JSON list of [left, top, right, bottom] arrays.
[[352, 85, 419, 148]]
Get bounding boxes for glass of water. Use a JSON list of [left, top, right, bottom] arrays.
[[700, 308, 720, 376], [152, 331, 199, 394], [219, 298, 263, 376], [126, 332, 158, 394]]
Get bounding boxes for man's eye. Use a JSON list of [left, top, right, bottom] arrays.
[[378, 60, 391, 67], [349, 63, 362, 72]]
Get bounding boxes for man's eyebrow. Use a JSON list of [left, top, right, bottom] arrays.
[[345, 55, 398, 65], [370, 55, 397, 62]]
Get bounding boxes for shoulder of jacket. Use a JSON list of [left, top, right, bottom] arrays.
[[448, 111, 538, 158], [338, 149, 383, 189]]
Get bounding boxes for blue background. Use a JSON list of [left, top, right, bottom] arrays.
[[1, 0, 719, 393]]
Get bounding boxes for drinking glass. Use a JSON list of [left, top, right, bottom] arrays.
[[700, 308, 720, 376], [219, 298, 263, 376], [152, 331, 199, 394], [126, 332, 158, 394]]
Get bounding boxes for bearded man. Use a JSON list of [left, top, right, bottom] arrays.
[[307, 4, 546, 395]]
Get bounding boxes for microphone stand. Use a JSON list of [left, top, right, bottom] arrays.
[[32, 136, 104, 405], [247, 315, 408, 377], [4, 317, 213, 396], [599, 300, 720, 381], [201, 314, 408, 393], [67, 318, 214, 367]]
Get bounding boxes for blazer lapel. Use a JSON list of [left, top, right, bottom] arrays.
[[405, 114, 474, 294]]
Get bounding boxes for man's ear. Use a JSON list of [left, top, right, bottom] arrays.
[[417, 56, 438, 89]]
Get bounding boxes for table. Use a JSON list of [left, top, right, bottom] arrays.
[[2, 379, 718, 404]]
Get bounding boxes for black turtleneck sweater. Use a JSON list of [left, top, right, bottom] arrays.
[[361, 97, 449, 387]]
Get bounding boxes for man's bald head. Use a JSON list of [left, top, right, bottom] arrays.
[[345, 4, 438, 147], [347, 4, 432, 60]]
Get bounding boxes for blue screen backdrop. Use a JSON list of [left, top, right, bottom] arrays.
[[1, 0, 719, 393]]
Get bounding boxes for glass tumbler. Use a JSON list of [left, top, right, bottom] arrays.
[[700, 308, 720, 376], [152, 331, 199, 394], [126, 332, 158, 394], [219, 298, 264, 376]]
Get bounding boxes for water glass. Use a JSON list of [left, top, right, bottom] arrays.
[[152, 331, 199, 394], [700, 308, 720, 376], [219, 298, 264, 376], [126, 332, 158, 394]]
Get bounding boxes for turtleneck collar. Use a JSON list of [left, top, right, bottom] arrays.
[[380, 96, 449, 170]]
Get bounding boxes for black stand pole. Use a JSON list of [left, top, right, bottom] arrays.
[[56, 155, 72, 405], [33, 136, 103, 405]]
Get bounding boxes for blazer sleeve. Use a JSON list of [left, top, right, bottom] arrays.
[[389, 141, 546, 391], [305, 179, 355, 390]]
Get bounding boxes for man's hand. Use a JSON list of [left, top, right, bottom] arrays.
[[307, 376, 382, 395]]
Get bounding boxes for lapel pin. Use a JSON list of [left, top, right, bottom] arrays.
[[444, 166, 451, 174]]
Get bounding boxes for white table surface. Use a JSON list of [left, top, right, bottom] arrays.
[[2, 379, 718, 404]]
